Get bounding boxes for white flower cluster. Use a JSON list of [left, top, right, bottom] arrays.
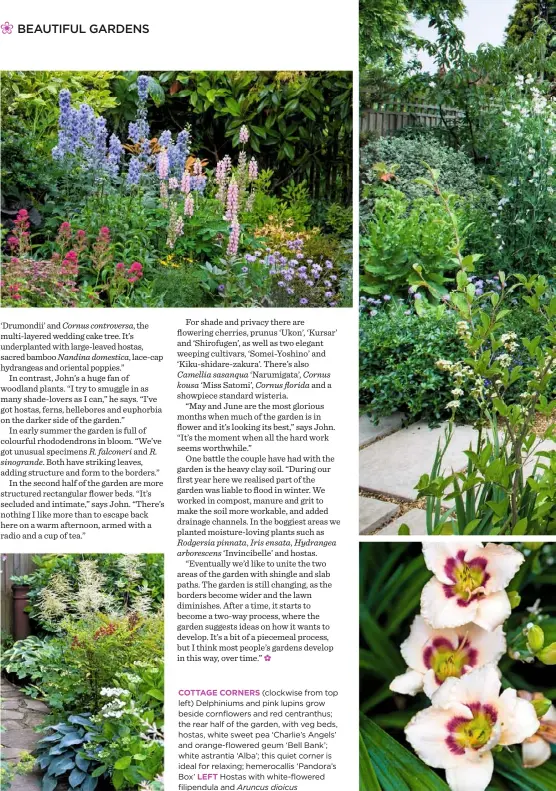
[[436, 360, 484, 410], [391, 542, 550, 791]]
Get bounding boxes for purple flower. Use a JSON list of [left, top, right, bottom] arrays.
[[299, 298, 308, 305], [218, 284, 225, 292], [239, 125, 249, 144], [325, 291, 333, 298], [137, 75, 149, 102], [383, 294, 391, 301], [128, 121, 140, 143], [107, 134, 123, 177], [127, 156, 143, 186], [242, 267, 249, 274]]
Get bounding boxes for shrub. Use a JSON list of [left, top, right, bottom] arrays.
[[151, 262, 210, 307], [360, 189, 459, 300], [361, 133, 480, 202], [359, 303, 478, 425]]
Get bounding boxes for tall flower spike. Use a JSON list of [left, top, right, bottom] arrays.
[[390, 615, 506, 699], [420, 542, 524, 631], [405, 665, 539, 791]]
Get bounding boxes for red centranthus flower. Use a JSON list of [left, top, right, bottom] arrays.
[[420, 542, 524, 631]]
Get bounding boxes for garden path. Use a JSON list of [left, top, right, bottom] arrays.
[[1, 675, 48, 790], [359, 413, 479, 535], [359, 414, 556, 534]]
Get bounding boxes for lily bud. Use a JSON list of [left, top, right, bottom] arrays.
[[538, 642, 556, 665], [508, 590, 521, 609], [527, 625, 545, 654], [532, 697, 552, 719]]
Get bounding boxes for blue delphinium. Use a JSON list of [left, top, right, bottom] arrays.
[[127, 156, 143, 185], [128, 121, 141, 144], [137, 74, 149, 102], [107, 134, 124, 177], [158, 130, 172, 149]]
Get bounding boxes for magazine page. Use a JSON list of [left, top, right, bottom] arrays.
[[0, 2, 358, 791]]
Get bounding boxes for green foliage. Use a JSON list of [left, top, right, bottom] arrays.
[[361, 135, 480, 204], [413, 169, 556, 534], [359, 303, 476, 425], [1, 71, 119, 207], [150, 264, 209, 307], [147, 71, 352, 206], [506, 0, 556, 51], [36, 715, 105, 791], [24, 554, 164, 632], [360, 189, 459, 300], [85, 661, 164, 789], [1, 636, 63, 681]]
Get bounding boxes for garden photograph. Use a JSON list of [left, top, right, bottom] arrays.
[[359, 540, 556, 791], [0, 71, 353, 308], [359, 1, 556, 536], [0, 553, 164, 791]]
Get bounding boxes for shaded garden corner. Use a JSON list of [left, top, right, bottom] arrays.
[[1, 675, 48, 790]]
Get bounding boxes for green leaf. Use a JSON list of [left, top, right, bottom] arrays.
[[225, 97, 241, 116], [147, 688, 164, 701], [114, 756, 132, 770], [360, 716, 450, 790], [359, 733, 381, 791], [398, 524, 410, 536]]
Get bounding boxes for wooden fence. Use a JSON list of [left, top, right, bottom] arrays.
[[1, 554, 36, 637], [360, 101, 463, 136]]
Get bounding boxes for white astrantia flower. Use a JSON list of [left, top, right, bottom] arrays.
[[518, 692, 556, 768], [420, 542, 524, 631], [405, 665, 539, 791], [389, 615, 506, 699]]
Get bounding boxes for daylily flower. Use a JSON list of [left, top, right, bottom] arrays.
[[390, 615, 506, 698], [405, 665, 539, 791], [421, 542, 524, 631], [518, 691, 556, 768]]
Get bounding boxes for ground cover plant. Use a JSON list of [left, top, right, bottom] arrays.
[[0, 554, 164, 791], [0, 71, 352, 308], [360, 541, 556, 791]]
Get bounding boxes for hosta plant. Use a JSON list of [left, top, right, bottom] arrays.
[[35, 715, 105, 791]]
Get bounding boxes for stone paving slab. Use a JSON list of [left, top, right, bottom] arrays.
[[359, 497, 400, 535], [381, 509, 428, 535], [359, 413, 404, 449], [2, 728, 40, 750], [10, 774, 42, 791], [360, 422, 479, 501]]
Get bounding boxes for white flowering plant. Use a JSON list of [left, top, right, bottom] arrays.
[[360, 542, 556, 791], [488, 78, 556, 278], [407, 167, 556, 535]]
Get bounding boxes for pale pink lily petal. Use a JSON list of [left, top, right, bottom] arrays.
[[400, 614, 437, 673], [477, 544, 524, 593], [405, 707, 466, 769], [522, 735, 552, 768], [397, 616, 506, 698], [448, 665, 502, 708], [497, 689, 540, 746], [445, 752, 493, 791], [473, 590, 511, 631], [421, 577, 480, 629], [389, 669, 424, 696], [423, 542, 484, 585]]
